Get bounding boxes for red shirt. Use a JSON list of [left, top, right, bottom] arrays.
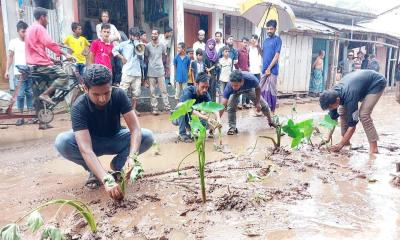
[[235, 47, 250, 71], [25, 22, 61, 66], [90, 39, 113, 71]]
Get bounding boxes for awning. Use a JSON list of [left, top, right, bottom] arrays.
[[294, 18, 336, 35]]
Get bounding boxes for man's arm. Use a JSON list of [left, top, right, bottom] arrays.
[[123, 110, 142, 156], [254, 86, 261, 106], [4, 50, 14, 80], [112, 44, 127, 64], [331, 126, 356, 152], [219, 97, 229, 117], [265, 52, 280, 75], [75, 130, 123, 199]]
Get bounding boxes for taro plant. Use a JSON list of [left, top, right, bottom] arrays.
[[110, 153, 144, 196], [282, 118, 314, 148], [170, 99, 224, 203], [0, 199, 96, 240]]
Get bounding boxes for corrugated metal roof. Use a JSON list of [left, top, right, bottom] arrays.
[[314, 19, 371, 33], [294, 18, 336, 35]]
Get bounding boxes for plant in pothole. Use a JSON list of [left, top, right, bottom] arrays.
[[282, 118, 314, 148], [317, 114, 338, 148], [0, 199, 96, 240], [110, 153, 144, 196], [170, 99, 224, 203]]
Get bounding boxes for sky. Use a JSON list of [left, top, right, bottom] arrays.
[[301, 0, 399, 14]]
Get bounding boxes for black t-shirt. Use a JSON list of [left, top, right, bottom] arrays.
[[71, 87, 132, 137], [180, 85, 211, 104], [329, 70, 386, 127]]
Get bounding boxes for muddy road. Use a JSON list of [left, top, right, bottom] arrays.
[[1, 95, 400, 239]]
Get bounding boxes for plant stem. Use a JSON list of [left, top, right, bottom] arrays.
[[199, 142, 206, 203], [259, 136, 278, 149], [177, 149, 197, 175]]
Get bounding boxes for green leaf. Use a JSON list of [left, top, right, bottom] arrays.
[[291, 136, 303, 148], [282, 119, 301, 138], [129, 159, 144, 184], [190, 115, 206, 144], [297, 119, 314, 139], [247, 172, 261, 182], [27, 210, 44, 233], [319, 114, 338, 130], [0, 224, 21, 240], [192, 101, 224, 113], [170, 99, 196, 120], [37, 200, 96, 232], [40, 226, 64, 240]]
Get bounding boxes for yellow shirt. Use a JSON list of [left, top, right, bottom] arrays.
[[63, 35, 90, 64]]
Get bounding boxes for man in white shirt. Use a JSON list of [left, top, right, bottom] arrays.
[[193, 30, 206, 55], [214, 31, 225, 54], [249, 34, 262, 80], [5, 21, 33, 126]]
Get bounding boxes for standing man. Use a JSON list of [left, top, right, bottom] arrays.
[[5, 21, 33, 126], [55, 64, 154, 199], [236, 37, 251, 108], [261, 20, 282, 115], [25, 7, 72, 129], [193, 30, 206, 54], [145, 29, 171, 115], [159, 26, 174, 86], [219, 70, 275, 135], [319, 70, 386, 154], [249, 34, 262, 80], [113, 27, 143, 116], [218, 35, 238, 66], [214, 31, 225, 53], [339, 51, 355, 76]]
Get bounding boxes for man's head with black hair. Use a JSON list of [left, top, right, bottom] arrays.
[[33, 7, 48, 27], [195, 72, 210, 96], [319, 90, 340, 110], [229, 70, 244, 90], [71, 22, 82, 36], [16, 21, 28, 40], [266, 20, 277, 37], [83, 64, 113, 107], [100, 23, 111, 42], [164, 26, 173, 38]]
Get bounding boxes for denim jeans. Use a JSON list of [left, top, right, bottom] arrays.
[[75, 63, 86, 76], [14, 74, 33, 111], [55, 128, 154, 171]]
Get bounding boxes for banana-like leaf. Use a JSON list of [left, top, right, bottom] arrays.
[[130, 160, 144, 184], [297, 119, 314, 139], [40, 226, 64, 240], [282, 119, 300, 138], [190, 115, 206, 144], [319, 114, 338, 130], [170, 99, 196, 120], [192, 101, 224, 113], [0, 224, 21, 240], [27, 210, 44, 233], [283, 118, 314, 148]]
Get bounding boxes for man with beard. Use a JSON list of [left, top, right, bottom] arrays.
[[193, 30, 206, 57], [214, 31, 225, 53], [218, 35, 238, 66], [260, 20, 282, 115], [145, 29, 171, 115]]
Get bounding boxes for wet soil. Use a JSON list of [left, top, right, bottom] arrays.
[[1, 95, 400, 239]]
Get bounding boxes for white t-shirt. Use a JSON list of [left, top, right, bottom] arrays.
[[8, 38, 26, 75], [219, 57, 233, 83], [159, 34, 172, 49], [215, 42, 225, 54], [249, 46, 262, 74]]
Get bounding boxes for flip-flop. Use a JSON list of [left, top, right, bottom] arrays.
[[85, 173, 102, 189], [227, 127, 238, 135]]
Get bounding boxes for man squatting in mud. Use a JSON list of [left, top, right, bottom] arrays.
[[319, 70, 387, 154], [55, 64, 154, 200]]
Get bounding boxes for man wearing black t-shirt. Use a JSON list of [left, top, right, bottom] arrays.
[[319, 70, 386, 154], [55, 64, 154, 200]]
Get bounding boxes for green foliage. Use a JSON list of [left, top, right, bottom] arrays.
[[40, 226, 64, 240], [282, 119, 314, 148], [27, 211, 44, 233], [0, 199, 96, 240], [319, 114, 338, 130], [129, 159, 144, 184], [0, 224, 20, 240], [192, 102, 224, 113], [170, 99, 196, 120], [247, 172, 261, 182]]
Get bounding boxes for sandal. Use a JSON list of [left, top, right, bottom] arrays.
[[179, 134, 193, 143], [208, 129, 214, 139], [227, 127, 238, 135], [85, 173, 102, 189]]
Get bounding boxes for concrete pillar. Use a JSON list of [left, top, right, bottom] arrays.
[[175, 0, 184, 44], [211, 11, 223, 35]]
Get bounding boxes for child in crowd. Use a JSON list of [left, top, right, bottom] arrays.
[[173, 42, 190, 99], [187, 48, 195, 86], [64, 22, 90, 75], [191, 49, 205, 80], [90, 23, 113, 71], [218, 46, 233, 102]]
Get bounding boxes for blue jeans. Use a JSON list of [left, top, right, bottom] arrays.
[[55, 128, 154, 171], [178, 114, 207, 136], [14, 75, 33, 111], [75, 64, 86, 76]]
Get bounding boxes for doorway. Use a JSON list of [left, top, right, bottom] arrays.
[[184, 10, 211, 48]]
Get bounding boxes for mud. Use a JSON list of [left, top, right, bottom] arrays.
[[1, 94, 400, 239]]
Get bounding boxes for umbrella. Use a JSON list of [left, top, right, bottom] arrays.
[[240, 0, 296, 32]]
